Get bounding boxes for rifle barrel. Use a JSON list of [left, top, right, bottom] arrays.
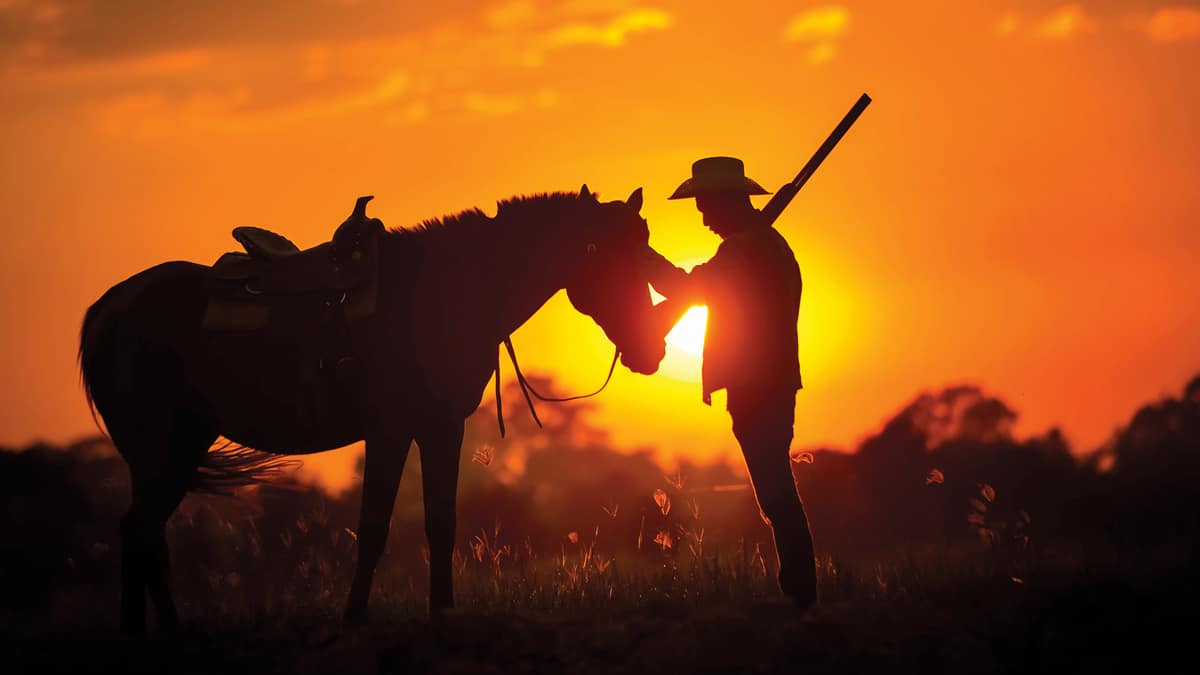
[[760, 92, 872, 226]]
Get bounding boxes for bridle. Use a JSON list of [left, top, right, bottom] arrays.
[[493, 336, 620, 437]]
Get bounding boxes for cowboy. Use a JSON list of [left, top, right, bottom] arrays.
[[641, 156, 817, 609]]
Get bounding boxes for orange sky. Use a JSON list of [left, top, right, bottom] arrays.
[[2, 0, 1198, 486]]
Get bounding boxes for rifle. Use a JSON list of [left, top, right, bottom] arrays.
[[759, 93, 872, 227]]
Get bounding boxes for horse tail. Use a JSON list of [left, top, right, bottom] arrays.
[[80, 262, 299, 493], [78, 284, 124, 438], [194, 440, 301, 495]]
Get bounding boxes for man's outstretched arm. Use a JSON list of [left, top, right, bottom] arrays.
[[643, 248, 726, 347], [640, 248, 696, 300], [639, 248, 698, 341]]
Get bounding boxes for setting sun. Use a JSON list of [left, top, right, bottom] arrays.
[[666, 305, 708, 357]]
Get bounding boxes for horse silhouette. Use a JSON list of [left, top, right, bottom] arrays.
[[78, 186, 664, 633]]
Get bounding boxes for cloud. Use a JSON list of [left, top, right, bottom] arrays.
[[807, 41, 837, 65], [542, 7, 670, 48], [782, 5, 850, 66], [1, 2, 673, 70], [463, 88, 557, 115], [783, 6, 850, 42], [2, 1, 673, 133], [994, 4, 1098, 40], [1143, 6, 1200, 41], [1034, 4, 1097, 39], [487, 0, 536, 30], [995, 11, 1021, 37], [0, 1, 481, 66], [396, 100, 430, 124]]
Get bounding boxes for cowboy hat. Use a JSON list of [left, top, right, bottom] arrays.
[[667, 156, 770, 200]]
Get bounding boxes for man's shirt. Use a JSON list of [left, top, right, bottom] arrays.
[[646, 222, 802, 404]]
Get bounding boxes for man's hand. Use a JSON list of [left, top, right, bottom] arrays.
[[639, 247, 695, 300]]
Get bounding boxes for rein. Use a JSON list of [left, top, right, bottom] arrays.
[[494, 337, 620, 437]]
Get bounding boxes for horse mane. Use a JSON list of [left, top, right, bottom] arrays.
[[386, 191, 589, 243]]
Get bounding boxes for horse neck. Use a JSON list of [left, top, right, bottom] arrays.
[[391, 200, 584, 343]]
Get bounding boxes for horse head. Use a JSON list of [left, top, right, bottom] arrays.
[[564, 185, 665, 375]]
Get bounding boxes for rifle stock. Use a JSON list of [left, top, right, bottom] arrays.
[[760, 93, 872, 227]]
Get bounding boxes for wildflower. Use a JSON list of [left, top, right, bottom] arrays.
[[654, 530, 674, 550], [653, 489, 671, 516], [925, 469, 945, 485], [472, 445, 494, 467], [750, 543, 767, 576], [688, 528, 705, 559], [980, 483, 996, 503], [789, 449, 814, 465], [567, 531, 580, 544]]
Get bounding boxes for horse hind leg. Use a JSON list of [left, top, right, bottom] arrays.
[[117, 413, 214, 634]]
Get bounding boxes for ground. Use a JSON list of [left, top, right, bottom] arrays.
[[4, 565, 1188, 675]]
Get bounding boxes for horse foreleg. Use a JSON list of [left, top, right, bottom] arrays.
[[415, 418, 464, 612], [344, 431, 413, 624]]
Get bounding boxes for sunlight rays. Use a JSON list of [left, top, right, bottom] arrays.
[[665, 305, 707, 357]]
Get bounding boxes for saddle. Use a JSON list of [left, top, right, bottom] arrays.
[[203, 195, 384, 331]]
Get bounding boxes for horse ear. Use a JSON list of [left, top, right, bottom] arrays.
[[580, 184, 594, 201], [626, 187, 643, 213]]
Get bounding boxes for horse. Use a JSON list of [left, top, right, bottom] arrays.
[[78, 186, 665, 633]]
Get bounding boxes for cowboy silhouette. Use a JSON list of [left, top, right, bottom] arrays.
[[643, 156, 816, 609]]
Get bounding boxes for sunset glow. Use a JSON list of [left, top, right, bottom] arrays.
[[1, 1, 1198, 491], [665, 306, 707, 357]]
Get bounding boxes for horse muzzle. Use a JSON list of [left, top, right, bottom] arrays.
[[619, 338, 665, 375]]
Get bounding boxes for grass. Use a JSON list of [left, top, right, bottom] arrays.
[[6, 534, 1190, 675], [4, 448, 1194, 674]]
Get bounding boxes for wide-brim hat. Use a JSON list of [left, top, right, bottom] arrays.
[[668, 156, 770, 200]]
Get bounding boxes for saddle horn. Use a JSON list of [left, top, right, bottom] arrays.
[[351, 195, 374, 220]]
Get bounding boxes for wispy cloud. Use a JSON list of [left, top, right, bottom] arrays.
[[994, 4, 1096, 40], [782, 5, 850, 66], [542, 8, 671, 49], [463, 88, 558, 116], [783, 6, 850, 42], [2, 1, 673, 135], [487, 0, 538, 30], [1142, 6, 1200, 42], [1034, 4, 1096, 39], [995, 11, 1021, 37]]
